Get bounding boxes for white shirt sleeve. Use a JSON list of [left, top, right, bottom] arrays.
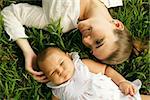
[[1, 3, 48, 41], [100, 0, 123, 8]]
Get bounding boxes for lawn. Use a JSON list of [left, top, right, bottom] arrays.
[[0, 0, 149, 99]]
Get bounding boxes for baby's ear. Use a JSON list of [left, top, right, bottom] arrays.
[[113, 20, 124, 30]]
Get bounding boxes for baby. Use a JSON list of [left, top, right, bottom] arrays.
[[37, 47, 141, 100]]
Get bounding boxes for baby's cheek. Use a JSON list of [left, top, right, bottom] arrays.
[[45, 72, 52, 79], [47, 75, 52, 81], [52, 75, 63, 84]]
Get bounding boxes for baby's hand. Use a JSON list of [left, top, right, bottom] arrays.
[[118, 80, 136, 96]]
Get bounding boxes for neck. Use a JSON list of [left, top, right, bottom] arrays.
[[79, 0, 90, 20], [79, 0, 113, 22]]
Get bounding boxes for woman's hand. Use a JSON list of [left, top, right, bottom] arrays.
[[119, 81, 136, 96], [16, 39, 49, 83], [24, 50, 49, 83]]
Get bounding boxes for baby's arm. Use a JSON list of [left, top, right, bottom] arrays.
[[82, 59, 136, 96], [82, 59, 106, 74], [104, 67, 136, 96]]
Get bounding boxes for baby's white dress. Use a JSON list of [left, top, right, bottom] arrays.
[[47, 52, 142, 100], [1, 0, 123, 41]]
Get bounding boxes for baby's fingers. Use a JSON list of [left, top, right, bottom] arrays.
[[129, 86, 136, 96], [124, 88, 130, 95]]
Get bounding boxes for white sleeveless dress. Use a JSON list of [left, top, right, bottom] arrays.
[[47, 52, 142, 100]]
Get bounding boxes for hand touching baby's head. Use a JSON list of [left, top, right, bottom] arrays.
[[37, 47, 74, 85]]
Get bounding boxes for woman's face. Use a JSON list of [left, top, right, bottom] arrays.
[[42, 51, 74, 85], [78, 19, 118, 60]]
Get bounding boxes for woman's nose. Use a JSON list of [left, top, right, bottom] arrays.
[[83, 35, 93, 45]]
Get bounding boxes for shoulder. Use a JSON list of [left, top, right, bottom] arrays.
[[82, 59, 106, 74]]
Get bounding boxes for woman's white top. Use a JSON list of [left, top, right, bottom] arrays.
[[1, 0, 123, 41], [47, 52, 142, 100]]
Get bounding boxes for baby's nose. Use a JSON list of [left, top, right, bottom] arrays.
[[56, 67, 63, 75]]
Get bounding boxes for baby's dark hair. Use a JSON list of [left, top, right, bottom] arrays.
[[37, 47, 64, 71], [101, 27, 133, 65]]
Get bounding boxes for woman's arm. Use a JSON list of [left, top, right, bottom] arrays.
[[1, 3, 49, 83], [16, 38, 37, 73], [16, 39, 49, 83], [1, 3, 48, 40], [16, 39, 34, 58]]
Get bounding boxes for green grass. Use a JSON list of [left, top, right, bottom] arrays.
[[0, 0, 149, 99]]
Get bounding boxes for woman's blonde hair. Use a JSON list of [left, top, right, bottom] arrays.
[[102, 27, 133, 65]]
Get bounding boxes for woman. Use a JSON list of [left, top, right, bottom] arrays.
[[1, 0, 132, 82]]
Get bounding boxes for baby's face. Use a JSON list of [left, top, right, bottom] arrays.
[[43, 52, 74, 85]]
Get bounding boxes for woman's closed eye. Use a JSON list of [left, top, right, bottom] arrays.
[[95, 39, 104, 48], [96, 42, 104, 48]]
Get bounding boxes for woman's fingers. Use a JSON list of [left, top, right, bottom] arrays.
[[27, 66, 49, 83], [32, 75, 49, 83], [24, 53, 43, 75], [25, 58, 40, 75], [26, 65, 43, 75], [23, 50, 49, 83]]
